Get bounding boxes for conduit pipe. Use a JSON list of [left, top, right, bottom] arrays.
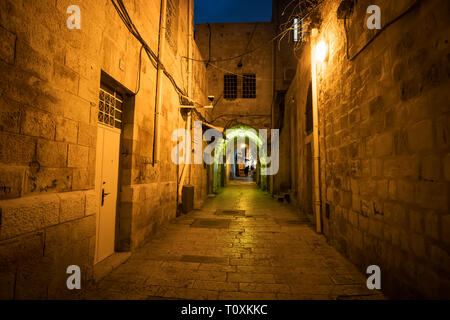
[[153, 0, 167, 165], [178, 0, 193, 189], [311, 29, 322, 234], [187, 0, 193, 184]]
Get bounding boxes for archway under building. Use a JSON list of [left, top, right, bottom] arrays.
[[208, 124, 270, 194]]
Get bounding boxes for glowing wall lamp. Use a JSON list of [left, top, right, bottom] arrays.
[[315, 41, 328, 62]]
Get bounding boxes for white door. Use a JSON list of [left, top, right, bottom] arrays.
[[95, 124, 121, 263]]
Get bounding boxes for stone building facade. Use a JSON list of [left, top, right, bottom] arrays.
[[0, 0, 449, 301], [0, 0, 209, 299], [195, 22, 275, 190], [195, 22, 273, 131], [283, 0, 450, 298]]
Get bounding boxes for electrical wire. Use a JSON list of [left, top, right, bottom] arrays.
[[207, 61, 286, 82], [345, 0, 420, 61], [237, 23, 258, 66], [211, 113, 270, 123], [275, 0, 325, 54], [281, 0, 300, 17], [184, 0, 324, 64], [206, 23, 212, 67], [111, 0, 204, 107], [134, 44, 144, 95], [183, 26, 293, 64]]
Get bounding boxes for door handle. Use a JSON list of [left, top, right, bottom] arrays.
[[101, 189, 111, 206]]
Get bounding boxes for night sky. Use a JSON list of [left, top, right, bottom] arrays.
[[194, 0, 273, 25]]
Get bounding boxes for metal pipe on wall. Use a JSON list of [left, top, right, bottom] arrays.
[[311, 29, 322, 234], [153, 0, 167, 165], [178, 0, 193, 188], [187, 0, 193, 184]]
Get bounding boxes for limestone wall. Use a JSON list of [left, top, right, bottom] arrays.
[[195, 22, 273, 130], [288, 0, 450, 298], [0, 0, 209, 299]]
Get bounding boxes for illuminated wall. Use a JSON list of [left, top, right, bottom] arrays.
[[0, 0, 209, 299], [286, 0, 450, 298]]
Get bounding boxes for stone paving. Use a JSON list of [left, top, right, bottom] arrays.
[[84, 181, 385, 300]]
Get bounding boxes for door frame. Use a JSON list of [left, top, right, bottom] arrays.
[[94, 123, 122, 264]]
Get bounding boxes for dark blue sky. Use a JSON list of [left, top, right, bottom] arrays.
[[194, 0, 273, 25]]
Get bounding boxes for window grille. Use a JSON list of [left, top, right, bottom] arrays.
[[98, 87, 123, 129], [243, 74, 256, 99], [224, 74, 238, 99]]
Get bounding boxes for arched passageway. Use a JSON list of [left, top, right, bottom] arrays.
[[209, 124, 271, 194]]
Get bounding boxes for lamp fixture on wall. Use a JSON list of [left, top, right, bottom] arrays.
[[315, 41, 328, 62], [179, 95, 215, 109]]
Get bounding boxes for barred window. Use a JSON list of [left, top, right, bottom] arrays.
[[243, 74, 256, 99], [224, 74, 238, 99], [98, 86, 123, 129]]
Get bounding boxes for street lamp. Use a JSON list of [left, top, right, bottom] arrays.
[[315, 41, 328, 62]]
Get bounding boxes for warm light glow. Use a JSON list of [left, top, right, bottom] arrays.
[[293, 18, 299, 42], [241, 144, 246, 148], [315, 41, 328, 62]]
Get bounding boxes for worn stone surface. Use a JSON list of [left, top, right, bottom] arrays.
[[83, 182, 385, 300], [84, 189, 97, 216], [0, 194, 59, 240], [0, 165, 25, 199], [284, 0, 450, 299], [0, 0, 447, 301], [67, 144, 89, 168], [58, 191, 85, 222], [37, 139, 67, 168], [55, 117, 78, 144], [0, 25, 16, 64], [0, 0, 209, 299]]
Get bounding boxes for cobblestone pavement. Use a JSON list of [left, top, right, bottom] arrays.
[[84, 181, 385, 300]]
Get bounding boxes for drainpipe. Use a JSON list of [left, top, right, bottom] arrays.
[[153, 0, 167, 165], [177, 0, 193, 198], [270, 14, 277, 196], [311, 29, 322, 234], [186, 112, 192, 184], [187, 0, 193, 184]]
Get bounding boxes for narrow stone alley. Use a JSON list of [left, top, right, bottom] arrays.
[[84, 181, 384, 300], [1, 0, 449, 301]]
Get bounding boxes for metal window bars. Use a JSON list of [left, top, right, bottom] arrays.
[[243, 74, 256, 99], [98, 88, 123, 129], [224, 74, 238, 100]]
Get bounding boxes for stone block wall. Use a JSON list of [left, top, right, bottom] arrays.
[[288, 0, 450, 298], [0, 190, 97, 299], [195, 22, 273, 131], [285, 41, 315, 219], [0, 0, 209, 299]]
